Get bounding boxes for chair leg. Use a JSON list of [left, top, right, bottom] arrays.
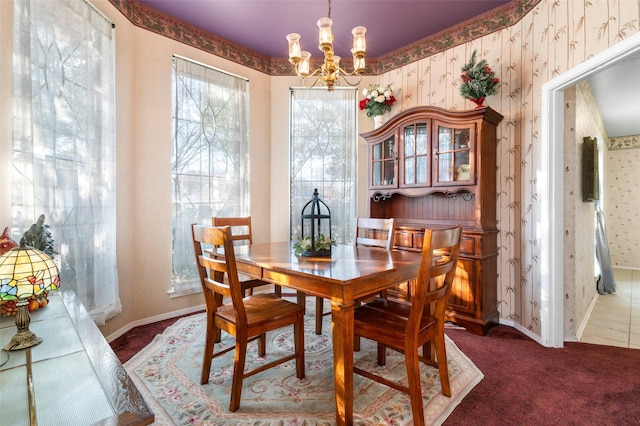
[[422, 342, 432, 361], [377, 342, 386, 366], [258, 333, 266, 357], [297, 292, 307, 313], [405, 349, 425, 426], [230, 338, 248, 412], [315, 297, 324, 335], [214, 294, 223, 343], [200, 317, 217, 385], [434, 334, 451, 397], [275, 285, 282, 297], [354, 299, 362, 351], [294, 318, 305, 379]]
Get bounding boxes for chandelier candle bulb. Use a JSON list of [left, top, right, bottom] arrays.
[[351, 26, 366, 54], [299, 51, 311, 76], [317, 17, 333, 47], [286, 33, 302, 62]]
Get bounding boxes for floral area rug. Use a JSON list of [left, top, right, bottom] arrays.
[[125, 298, 483, 425]]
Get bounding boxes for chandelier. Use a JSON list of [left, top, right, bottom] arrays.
[[286, 0, 366, 90]]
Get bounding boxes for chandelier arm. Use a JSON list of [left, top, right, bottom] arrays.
[[335, 71, 362, 87], [294, 64, 323, 80], [310, 73, 323, 88], [336, 66, 362, 77]]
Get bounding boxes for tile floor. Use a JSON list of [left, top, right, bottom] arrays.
[[580, 268, 640, 349]]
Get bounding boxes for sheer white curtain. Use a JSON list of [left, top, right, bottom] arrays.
[[290, 88, 358, 244], [171, 56, 249, 294], [12, 0, 120, 324]]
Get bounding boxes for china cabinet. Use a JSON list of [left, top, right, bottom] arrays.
[[361, 105, 503, 335]]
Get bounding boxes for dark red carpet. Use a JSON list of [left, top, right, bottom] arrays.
[[443, 325, 640, 425], [111, 320, 640, 425]]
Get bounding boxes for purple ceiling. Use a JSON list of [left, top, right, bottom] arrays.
[[136, 0, 511, 59]]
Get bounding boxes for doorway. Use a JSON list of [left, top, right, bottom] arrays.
[[541, 31, 640, 348]]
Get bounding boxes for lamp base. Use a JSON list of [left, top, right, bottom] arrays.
[[3, 330, 42, 351], [3, 300, 43, 351]]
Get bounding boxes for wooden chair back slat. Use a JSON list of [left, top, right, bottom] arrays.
[[354, 217, 396, 249], [212, 216, 253, 245], [192, 224, 247, 321], [409, 227, 462, 327]]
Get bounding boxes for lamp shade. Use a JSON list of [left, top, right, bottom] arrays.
[[0, 241, 60, 302]]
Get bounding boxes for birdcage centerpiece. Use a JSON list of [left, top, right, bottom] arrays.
[[294, 189, 336, 257]]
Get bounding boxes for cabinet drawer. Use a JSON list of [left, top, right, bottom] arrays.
[[413, 231, 424, 250], [460, 236, 475, 255], [394, 230, 413, 248]]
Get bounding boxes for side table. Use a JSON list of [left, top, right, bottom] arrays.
[[0, 291, 154, 425]]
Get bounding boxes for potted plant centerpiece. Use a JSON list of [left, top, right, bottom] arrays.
[[293, 233, 336, 257]]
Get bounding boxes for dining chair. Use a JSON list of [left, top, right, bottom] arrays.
[[212, 216, 281, 297], [352, 225, 462, 426], [191, 224, 305, 412], [314, 217, 396, 335]]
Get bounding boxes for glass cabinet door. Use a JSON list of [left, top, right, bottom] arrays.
[[433, 123, 474, 185], [370, 136, 397, 188], [401, 122, 430, 187]]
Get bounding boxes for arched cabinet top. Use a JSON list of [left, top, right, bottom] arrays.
[[360, 105, 503, 140]]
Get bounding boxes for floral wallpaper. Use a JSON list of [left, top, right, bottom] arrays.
[[605, 146, 640, 269], [606, 132, 640, 269], [377, 0, 640, 336]]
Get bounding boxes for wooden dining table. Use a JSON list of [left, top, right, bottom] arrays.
[[223, 241, 422, 425]]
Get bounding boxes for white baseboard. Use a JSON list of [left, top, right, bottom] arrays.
[[497, 318, 544, 345], [612, 265, 640, 271], [575, 292, 599, 342], [105, 303, 205, 343]]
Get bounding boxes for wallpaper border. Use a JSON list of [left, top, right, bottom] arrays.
[[609, 135, 640, 150], [108, 0, 542, 76]]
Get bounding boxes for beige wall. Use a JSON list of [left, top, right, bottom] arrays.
[[376, 0, 640, 337], [102, 0, 274, 336]]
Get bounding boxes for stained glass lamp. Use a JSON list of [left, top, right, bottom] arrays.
[[0, 238, 60, 351]]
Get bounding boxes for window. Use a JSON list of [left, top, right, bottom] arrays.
[[171, 56, 249, 294], [12, 0, 120, 324], [290, 88, 358, 243]]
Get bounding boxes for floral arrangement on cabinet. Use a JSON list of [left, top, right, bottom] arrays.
[[459, 50, 499, 107], [359, 83, 396, 117]]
